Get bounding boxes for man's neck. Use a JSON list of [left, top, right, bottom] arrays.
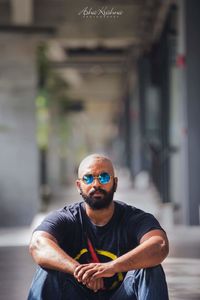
[[84, 201, 115, 226]]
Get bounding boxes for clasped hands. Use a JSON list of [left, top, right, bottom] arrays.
[[73, 262, 116, 292]]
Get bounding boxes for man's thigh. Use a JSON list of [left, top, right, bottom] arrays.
[[109, 274, 137, 300], [61, 274, 98, 300], [28, 268, 99, 300], [110, 265, 168, 300]]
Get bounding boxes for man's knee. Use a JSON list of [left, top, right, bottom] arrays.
[[28, 268, 61, 300], [126, 264, 165, 279], [28, 268, 77, 300], [114, 265, 168, 299]]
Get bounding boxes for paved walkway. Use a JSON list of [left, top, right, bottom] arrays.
[[0, 170, 200, 299], [163, 258, 200, 300]]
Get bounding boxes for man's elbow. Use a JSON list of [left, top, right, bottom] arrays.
[[29, 239, 37, 257], [159, 238, 169, 262], [29, 236, 44, 266]]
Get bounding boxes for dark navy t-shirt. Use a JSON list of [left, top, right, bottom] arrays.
[[35, 200, 163, 290]]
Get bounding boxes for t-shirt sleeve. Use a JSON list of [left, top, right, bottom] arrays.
[[34, 209, 73, 244], [131, 210, 165, 244]]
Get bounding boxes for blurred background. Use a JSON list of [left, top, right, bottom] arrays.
[[0, 0, 200, 299]]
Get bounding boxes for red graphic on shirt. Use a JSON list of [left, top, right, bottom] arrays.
[[87, 238, 100, 263]]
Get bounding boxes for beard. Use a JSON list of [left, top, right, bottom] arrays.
[[80, 185, 115, 210]]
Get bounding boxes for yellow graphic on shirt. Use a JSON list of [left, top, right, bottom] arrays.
[[74, 248, 88, 260], [74, 248, 124, 290]]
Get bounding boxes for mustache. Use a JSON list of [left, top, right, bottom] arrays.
[[89, 187, 107, 196]]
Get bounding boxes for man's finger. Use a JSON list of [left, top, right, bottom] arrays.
[[74, 264, 88, 273], [87, 278, 104, 292], [82, 268, 96, 283], [75, 265, 96, 282], [92, 280, 98, 292], [96, 278, 104, 291], [74, 264, 87, 276], [75, 267, 89, 282], [91, 271, 103, 280], [86, 279, 98, 292]]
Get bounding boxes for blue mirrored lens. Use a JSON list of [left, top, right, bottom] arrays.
[[99, 172, 110, 184], [83, 174, 93, 184]]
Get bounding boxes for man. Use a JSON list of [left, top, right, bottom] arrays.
[[28, 154, 169, 300]]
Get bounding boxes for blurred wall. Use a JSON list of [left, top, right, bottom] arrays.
[[0, 34, 39, 227]]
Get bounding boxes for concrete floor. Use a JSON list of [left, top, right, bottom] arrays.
[[0, 246, 35, 300], [0, 174, 200, 300]]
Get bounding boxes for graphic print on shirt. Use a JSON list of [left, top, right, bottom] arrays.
[[74, 246, 124, 290], [34, 201, 164, 291]]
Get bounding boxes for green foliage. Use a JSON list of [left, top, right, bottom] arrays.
[[36, 90, 49, 150], [37, 42, 71, 112], [36, 42, 72, 151], [37, 43, 50, 87], [46, 72, 71, 113]]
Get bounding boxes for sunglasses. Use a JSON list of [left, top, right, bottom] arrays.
[[80, 172, 112, 185]]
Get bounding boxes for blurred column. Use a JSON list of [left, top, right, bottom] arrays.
[[11, 0, 33, 25], [0, 33, 39, 226], [138, 55, 162, 188], [169, 0, 189, 224], [122, 60, 143, 178], [138, 57, 149, 171], [129, 72, 142, 177], [184, 0, 200, 225], [123, 91, 132, 169]]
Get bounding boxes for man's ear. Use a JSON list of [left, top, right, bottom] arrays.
[[114, 177, 118, 192], [76, 180, 81, 193]]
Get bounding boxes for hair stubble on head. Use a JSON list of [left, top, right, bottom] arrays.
[[78, 153, 115, 178]]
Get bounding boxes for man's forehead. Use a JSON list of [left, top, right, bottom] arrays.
[[78, 156, 114, 177]]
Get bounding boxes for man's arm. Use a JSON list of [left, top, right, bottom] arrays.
[[29, 230, 79, 274], [74, 229, 169, 283], [111, 229, 169, 272], [29, 230, 104, 292]]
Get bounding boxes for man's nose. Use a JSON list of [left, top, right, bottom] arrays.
[[92, 177, 101, 187]]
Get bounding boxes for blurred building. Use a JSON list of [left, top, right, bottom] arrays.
[[0, 0, 199, 226]]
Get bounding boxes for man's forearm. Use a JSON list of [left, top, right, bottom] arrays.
[[74, 235, 168, 283], [113, 236, 168, 273], [30, 234, 105, 292], [30, 235, 79, 275]]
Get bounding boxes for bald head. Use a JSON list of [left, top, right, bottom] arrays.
[[78, 154, 115, 178], [77, 154, 118, 208]]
